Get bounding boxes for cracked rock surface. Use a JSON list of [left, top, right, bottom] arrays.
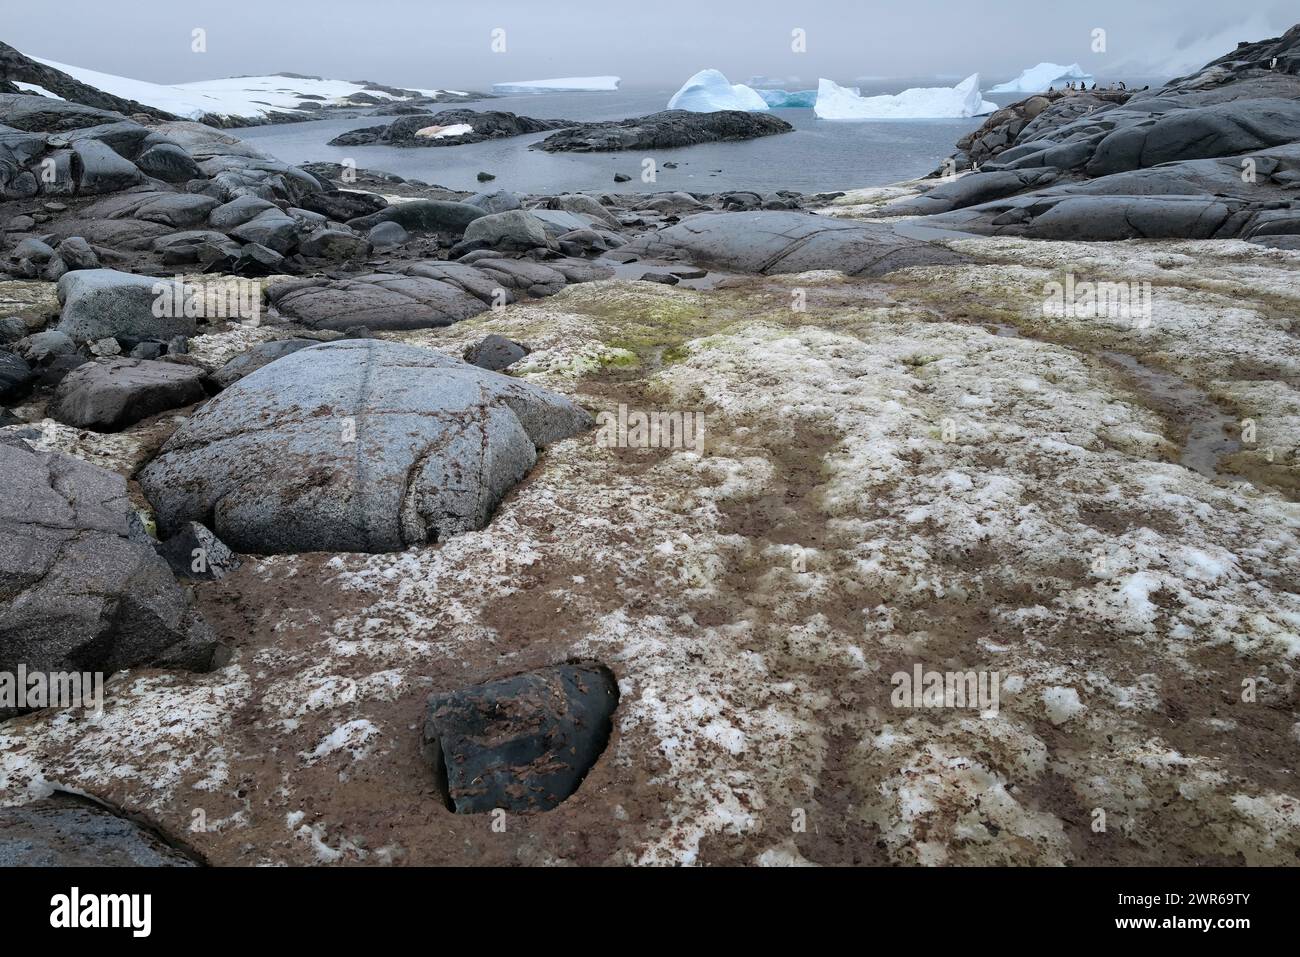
[[139, 339, 593, 554]]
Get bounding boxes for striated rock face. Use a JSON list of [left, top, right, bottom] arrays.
[[0, 441, 222, 678], [537, 109, 792, 152], [140, 339, 593, 554], [625, 210, 968, 276]]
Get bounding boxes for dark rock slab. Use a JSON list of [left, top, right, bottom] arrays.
[[50, 357, 208, 431], [538, 109, 792, 152], [464, 334, 530, 371], [422, 662, 619, 813], [269, 273, 488, 331], [0, 794, 199, 866]]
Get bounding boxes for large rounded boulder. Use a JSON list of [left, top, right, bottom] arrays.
[[139, 340, 593, 554]]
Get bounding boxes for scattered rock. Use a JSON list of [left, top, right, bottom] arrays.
[[422, 662, 619, 813], [155, 522, 241, 581], [463, 333, 530, 371], [50, 357, 209, 431], [55, 269, 195, 342]]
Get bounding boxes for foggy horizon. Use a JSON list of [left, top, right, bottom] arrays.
[[5, 0, 1296, 90]]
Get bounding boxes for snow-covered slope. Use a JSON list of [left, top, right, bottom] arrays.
[[989, 62, 1095, 93], [31, 55, 463, 121], [491, 76, 620, 94], [813, 74, 996, 120], [668, 69, 769, 112]]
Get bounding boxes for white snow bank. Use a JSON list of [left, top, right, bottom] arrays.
[[415, 122, 473, 139], [668, 69, 769, 112], [492, 76, 620, 94], [813, 74, 995, 120], [31, 56, 459, 121], [14, 81, 63, 100], [989, 62, 1095, 93]]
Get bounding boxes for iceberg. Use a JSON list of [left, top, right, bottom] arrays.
[[989, 63, 1094, 93], [813, 74, 996, 120], [667, 69, 769, 112], [31, 56, 464, 121], [757, 89, 818, 108], [491, 76, 621, 94]]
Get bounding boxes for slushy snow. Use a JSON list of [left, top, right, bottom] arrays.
[[31, 56, 462, 121], [813, 74, 995, 119], [989, 62, 1095, 93], [491, 76, 620, 94], [668, 69, 769, 112]]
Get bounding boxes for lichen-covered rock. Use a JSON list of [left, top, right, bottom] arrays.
[[139, 339, 593, 553]]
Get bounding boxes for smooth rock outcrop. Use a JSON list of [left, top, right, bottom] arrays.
[[268, 273, 488, 331], [139, 339, 593, 553], [626, 210, 968, 276], [55, 269, 195, 342]]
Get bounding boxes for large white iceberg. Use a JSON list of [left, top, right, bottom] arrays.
[[667, 69, 769, 112], [31, 56, 464, 121], [813, 74, 995, 120], [491, 76, 621, 94], [989, 62, 1094, 93]]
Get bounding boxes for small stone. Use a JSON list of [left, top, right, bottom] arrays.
[[476, 170, 496, 182]]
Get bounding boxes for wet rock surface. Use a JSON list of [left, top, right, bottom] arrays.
[[423, 663, 618, 813]]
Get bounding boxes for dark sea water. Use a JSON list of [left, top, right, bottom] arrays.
[[237, 83, 986, 195], [238, 77, 1163, 195]]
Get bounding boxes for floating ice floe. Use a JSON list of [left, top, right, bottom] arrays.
[[491, 76, 621, 94], [813, 74, 996, 119], [668, 69, 770, 112], [989, 62, 1095, 93], [757, 89, 818, 108], [31, 56, 464, 121]]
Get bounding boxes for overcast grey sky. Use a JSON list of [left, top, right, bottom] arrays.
[[7, 1, 1296, 89]]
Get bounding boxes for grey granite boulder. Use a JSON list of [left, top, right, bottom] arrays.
[[53, 236, 99, 271], [211, 337, 320, 388], [55, 269, 195, 341], [50, 357, 208, 431], [268, 273, 488, 331], [347, 199, 486, 235], [0, 795, 199, 866], [626, 210, 968, 277], [71, 137, 145, 194], [465, 189, 522, 213], [422, 662, 619, 813], [155, 522, 240, 581], [458, 209, 552, 252], [139, 339, 593, 554], [0, 93, 122, 133], [207, 195, 276, 230], [135, 142, 201, 183], [229, 207, 300, 254], [470, 258, 568, 297], [0, 348, 33, 400], [464, 334, 530, 371], [298, 225, 369, 259], [367, 220, 409, 248], [0, 442, 221, 676]]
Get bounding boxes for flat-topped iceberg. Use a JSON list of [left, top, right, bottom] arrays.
[[989, 62, 1094, 93], [32, 56, 465, 121], [757, 89, 817, 108], [668, 69, 769, 112], [492, 76, 621, 94], [813, 74, 995, 120]]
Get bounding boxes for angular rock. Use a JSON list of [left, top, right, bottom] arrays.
[[155, 522, 240, 581], [422, 662, 619, 813], [53, 236, 99, 271], [229, 207, 300, 254], [464, 334, 530, 371], [0, 442, 221, 675], [299, 225, 369, 260], [207, 195, 276, 230], [0, 348, 33, 401], [211, 337, 320, 388], [139, 339, 593, 553], [56, 269, 195, 341], [50, 357, 208, 431]]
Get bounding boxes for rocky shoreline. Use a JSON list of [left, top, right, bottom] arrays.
[[1, 27, 1299, 866]]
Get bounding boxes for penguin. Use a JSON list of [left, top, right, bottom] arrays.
[[1118, 80, 1127, 90]]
